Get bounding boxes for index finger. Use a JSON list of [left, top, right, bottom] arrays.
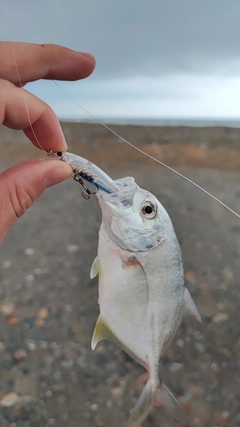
[[0, 41, 96, 85]]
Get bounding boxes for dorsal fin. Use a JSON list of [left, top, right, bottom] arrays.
[[182, 287, 201, 323]]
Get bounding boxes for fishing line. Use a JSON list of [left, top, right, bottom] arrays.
[[12, 42, 48, 154], [53, 80, 240, 220]]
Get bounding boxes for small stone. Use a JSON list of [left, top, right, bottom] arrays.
[[111, 387, 123, 399], [194, 342, 206, 353], [0, 392, 20, 407], [0, 303, 15, 316], [67, 244, 79, 253], [64, 304, 72, 313], [46, 390, 52, 397], [13, 348, 27, 361], [212, 312, 229, 323], [2, 260, 11, 269], [37, 307, 49, 319], [184, 271, 196, 283], [90, 403, 98, 411], [169, 362, 183, 374], [33, 268, 43, 275], [222, 267, 234, 284], [0, 342, 6, 352], [106, 400, 113, 409], [26, 274, 35, 282], [24, 248, 35, 256], [220, 347, 232, 358], [176, 338, 184, 348], [26, 340, 37, 351]]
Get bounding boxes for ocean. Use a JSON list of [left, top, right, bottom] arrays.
[[62, 117, 240, 128]]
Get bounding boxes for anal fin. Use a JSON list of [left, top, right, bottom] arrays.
[[91, 316, 144, 365]]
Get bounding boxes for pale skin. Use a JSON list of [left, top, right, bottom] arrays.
[[0, 41, 96, 243]]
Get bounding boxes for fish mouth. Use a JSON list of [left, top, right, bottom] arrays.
[[97, 176, 139, 206]]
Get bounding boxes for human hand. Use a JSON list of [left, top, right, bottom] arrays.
[[0, 41, 95, 243]]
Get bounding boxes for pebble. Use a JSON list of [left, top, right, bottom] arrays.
[[176, 338, 184, 348], [194, 342, 206, 353], [111, 387, 123, 399], [0, 341, 6, 352], [106, 400, 113, 409], [2, 260, 11, 269], [67, 244, 79, 253], [212, 312, 229, 323], [184, 271, 196, 283], [26, 340, 37, 351], [169, 362, 183, 374], [25, 274, 35, 282], [222, 267, 234, 284], [37, 307, 49, 320], [33, 268, 43, 275], [24, 248, 35, 256], [13, 348, 27, 361], [90, 403, 98, 411], [0, 303, 15, 316], [0, 392, 20, 407]]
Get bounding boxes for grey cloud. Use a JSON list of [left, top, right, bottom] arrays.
[[1, 0, 240, 81]]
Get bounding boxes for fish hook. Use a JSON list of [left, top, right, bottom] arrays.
[[72, 172, 99, 200]]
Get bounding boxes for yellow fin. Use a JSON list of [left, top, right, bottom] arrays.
[[90, 256, 99, 279], [91, 316, 144, 365], [91, 316, 119, 350]]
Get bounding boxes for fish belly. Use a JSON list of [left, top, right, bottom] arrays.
[[97, 235, 184, 366]]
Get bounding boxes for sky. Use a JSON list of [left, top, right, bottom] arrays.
[[1, 0, 240, 120]]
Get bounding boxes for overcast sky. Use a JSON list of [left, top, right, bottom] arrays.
[[1, 1, 240, 120]]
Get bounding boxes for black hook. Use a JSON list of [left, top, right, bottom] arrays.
[[72, 172, 98, 199]]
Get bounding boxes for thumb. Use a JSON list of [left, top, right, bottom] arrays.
[[0, 159, 72, 243]]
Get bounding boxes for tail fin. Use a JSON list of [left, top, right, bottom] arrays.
[[126, 380, 153, 427], [155, 383, 191, 426], [126, 380, 191, 427]]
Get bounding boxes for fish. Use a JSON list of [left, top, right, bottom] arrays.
[[50, 151, 201, 426]]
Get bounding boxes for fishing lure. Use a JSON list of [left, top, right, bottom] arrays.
[[49, 150, 201, 427]]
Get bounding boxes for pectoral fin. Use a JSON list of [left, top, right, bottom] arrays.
[[90, 256, 99, 279], [182, 287, 201, 323]]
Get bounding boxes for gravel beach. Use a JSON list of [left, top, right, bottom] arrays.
[[0, 123, 240, 427]]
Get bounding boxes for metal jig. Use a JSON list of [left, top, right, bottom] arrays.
[[72, 172, 99, 200]]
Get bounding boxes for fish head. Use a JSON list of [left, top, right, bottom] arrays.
[[97, 177, 171, 252]]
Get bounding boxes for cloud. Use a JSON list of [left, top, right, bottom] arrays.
[[2, 0, 240, 79], [1, 1, 240, 118]]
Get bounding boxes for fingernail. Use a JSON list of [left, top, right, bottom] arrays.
[[44, 164, 72, 188], [78, 52, 95, 62]]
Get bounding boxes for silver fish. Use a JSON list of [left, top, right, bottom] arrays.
[[51, 151, 201, 426]]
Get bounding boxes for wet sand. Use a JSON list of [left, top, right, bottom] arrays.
[[0, 123, 240, 427]]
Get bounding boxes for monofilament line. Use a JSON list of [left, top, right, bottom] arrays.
[[12, 43, 47, 154], [53, 80, 240, 220]]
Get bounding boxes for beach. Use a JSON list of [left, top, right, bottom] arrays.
[[0, 122, 240, 427]]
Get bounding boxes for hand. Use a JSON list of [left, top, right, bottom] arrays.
[[0, 41, 95, 243]]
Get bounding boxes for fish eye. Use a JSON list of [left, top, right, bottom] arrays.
[[57, 151, 63, 157], [141, 202, 157, 219]]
